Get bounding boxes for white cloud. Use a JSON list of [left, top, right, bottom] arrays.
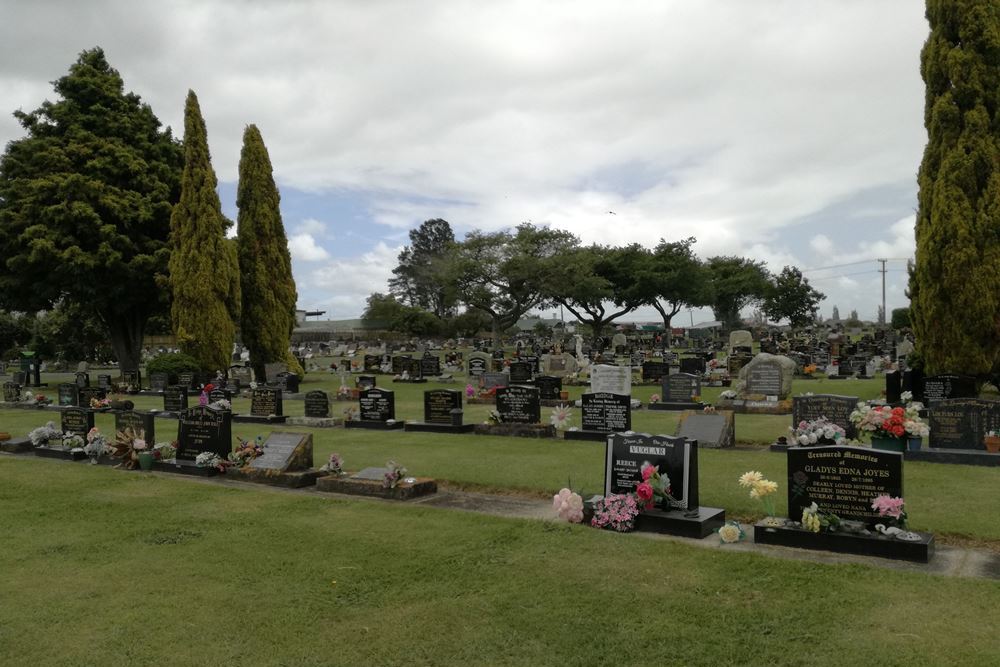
[[287, 233, 330, 262], [302, 242, 402, 316], [296, 217, 328, 237]]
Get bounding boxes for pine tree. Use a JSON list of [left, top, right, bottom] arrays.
[[236, 124, 299, 379], [910, 0, 1000, 375], [168, 91, 240, 372]]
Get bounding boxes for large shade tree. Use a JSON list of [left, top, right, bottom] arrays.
[[909, 0, 1000, 376], [388, 218, 458, 318], [639, 238, 713, 331], [762, 266, 825, 328], [0, 47, 183, 371], [168, 91, 240, 372], [705, 256, 771, 329]]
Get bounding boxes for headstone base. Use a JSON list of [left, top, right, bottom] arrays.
[[769, 441, 790, 453], [473, 423, 556, 438], [647, 401, 705, 411], [151, 411, 183, 420], [0, 436, 32, 453], [232, 414, 288, 424], [464, 397, 495, 405], [151, 459, 222, 477], [284, 416, 344, 428], [904, 448, 1000, 467], [403, 422, 476, 434], [344, 420, 406, 430], [315, 474, 437, 500], [562, 429, 612, 442], [392, 378, 428, 383], [714, 398, 792, 414], [635, 506, 726, 539], [230, 466, 322, 488], [753, 520, 934, 563], [33, 445, 87, 461]]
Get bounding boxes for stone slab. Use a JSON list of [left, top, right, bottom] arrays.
[[634, 506, 726, 539], [473, 423, 556, 439], [284, 416, 344, 428], [714, 398, 792, 415], [151, 459, 221, 477], [33, 446, 87, 461], [753, 521, 934, 563], [232, 414, 288, 424], [904, 448, 1000, 467], [562, 429, 612, 442], [344, 420, 406, 430], [0, 437, 32, 453], [647, 401, 705, 411], [230, 467, 322, 488], [315, 474, 437, 500], [403, 422, 476, 434]]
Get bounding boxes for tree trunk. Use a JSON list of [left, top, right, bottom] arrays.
[[101, 307, 146, 373], [492, 318, 502, 350]]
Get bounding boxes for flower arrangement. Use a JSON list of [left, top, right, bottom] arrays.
[[62, 432, 85, 450], [552, 488, 584, 523], [90, 396, 112, 409], [83, 427, 109, 462], [718, 520, 745, 543], [803, 364, 817, 374], [648, 393, 660, 405], [800, 502, 841, 533], [590, 493, 640, 532], [486, 409, 503, 425], [549, 404, 572, 431], [382, 460, 407, 489], [871, 495, 907, 529], [703, 405, 716, 414], [738, 471, 779, 521], [720, 390, 737, 400], [154, 441, 177, 461], [195, 451, 226, 471], [229, 435, 264, 467], [28, 421, 62, 446], [28, 392, 52, 406], [789, 417, 846, 446], [107, 427, 148, 469], [850, 404, 909, 439], [343, 406, 358, 421], [210, 398, 231, 411], [336, 385, 352, 399], [465, 384, 476, 398], [319, 452, 344, 475], [636, 462, 672, 510]]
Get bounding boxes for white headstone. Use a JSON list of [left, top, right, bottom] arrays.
[[589, 364, 631, 396]]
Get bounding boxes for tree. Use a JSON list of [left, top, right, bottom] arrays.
[[361, 292, 442, 336], [0, 48, 183, 371], [236, 125, 299, 379], [546, 243, 647, 341], [910, 0, 1000, 376], [168, 91, 240, 372], [877, 304, 885, 325], [705, 256, 771, 329], [639, 238, 713, 331], [454, 223, 577, 347], [832, 305, 841, 321], [388, 218, 458, 318], [891, 307, 911, 330], [762, 266, 825, 329]]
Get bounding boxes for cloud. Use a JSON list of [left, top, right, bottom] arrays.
[[287, 232, 330, 262], [295, 217, 328, 237], [302, 242, 402, 316]]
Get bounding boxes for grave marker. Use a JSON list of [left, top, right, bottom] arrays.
[[359, 388, 396, 422], [792, 394, 859, 440], [424, 389, 461, 425], [61, 407, 94, 438], [176, 406, 232, 461], [249, 432, 313, 472], [251, 387, 283, 417], [675, 411, 734, 449], [605, 432, 699, 511], [581, 392, 631, 432], [163, 385, 189, 414], [115, 410, 155, 444], [496, 385, 541, 424], [304, 390, 330, 418]]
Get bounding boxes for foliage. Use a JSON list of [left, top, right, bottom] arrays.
[[28, 302, 115, 363], [362, 293, 443, 336], [0, 47, 183, 370], [831, 305, 840, 321], [236, 125, 298, 380], [910, 0, 1000, 376], [145, 352, 202, 377], [388, 218, 459, 318], [762, 266, 825, 328], [891, 307, 911, 330], [168, 91, 240, 372], [0, 311, 33, 359], [639, 238, 713, 330], [705, 256, 771, 329]]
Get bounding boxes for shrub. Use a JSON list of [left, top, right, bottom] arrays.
[[145, 352, 203, 378]]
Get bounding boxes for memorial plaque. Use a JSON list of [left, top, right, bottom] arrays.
[[149, 373, 169, 391], [208, 388, 232, 404], [679, 357, 705, 375], [115, 410, 155, 443], [273, 372, 300, 393], [97, 374, 112, 389], [604, 432, 698, 511], [360, 388, 396, 422], [792, 394, 859, 440], [676, 411, 733, 449], [420, 355, 441, 377], [3, 382, 21, 402], [746, 362, 782, 395], [249, 432, 312, 472], [264, 362, 289, 383], [496, 385, 541, 424], [177, 372, 196, 389], [75, 372, 90, 388], [176, 406, 232, 461], [508, 361, 532, 384], [58, 383, 79, 407], [581, 392, 631, 432], [163, 385, 189, 414], [78, 386, 106, 407], [590, 364, 631, 396], [481, 372, 507, 390], [534, 375, 562, 400], [664, 373, 701, 403], [391, 355, 411, 375], [424, 389, 461, 424], [467, 354, 489, 377], [229, 366, 252, 386], [251, 388, 282, 417], [357, 375, 376, 390], [642, 361, 670, 383], [61, 408, 94, 438], [928, 398, 1000, 450], [922, 374, 977, 406], [121, 370, 141, 389], [786, 445, 902, 525], [304, 390, 330, 418], [363, 354, 382, 372]]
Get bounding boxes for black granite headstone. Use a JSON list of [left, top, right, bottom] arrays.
[[304, 390, 330, 418], [792, 394, 859, 440], [357, 375, 376, 390], [97, 374, 112, 389], [250, 388, 282, 417], [177, 372, 196, 389], [176, 406, 232, 461], [115, 410, 155, 443], [3, 381, 21, 402], [420, 355, 441, 377], [928, 398, 1000, 450], [642, 361, 670, 383], [424, 389, 461, 424], [363, 354, 381, 372], [163, 385, 189, 414], [58, 383, 79, 407], [75, 372, 90, 388], [149, 373, 169, 391], [664, 373, 700, 403], [61, 408, 94, 438], [496, 385, 541, 424], [922, 374, 977, 406], [534, 375, 562, 400], [508, 361, 532, 384], [581, 392, 631, 432], [604, 432, 698, 510], [679, 357, 705, 375], [467, 356, 488, 376], [78, 386, 106, 408], [121, 370, 141, 389], [885, 370, 901, 404], [360, 387, 396, 422]]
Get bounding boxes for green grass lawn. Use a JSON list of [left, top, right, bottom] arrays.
[[1, 458, 999, 667]]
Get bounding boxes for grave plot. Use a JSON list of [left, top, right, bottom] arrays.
[[564, 392, 631, 442], [475, 385, 554, 438], [404, 389, 475, 433], [229, 432, 322, 488], [344, 388, 405, 430], [233, 387, 287, 424]]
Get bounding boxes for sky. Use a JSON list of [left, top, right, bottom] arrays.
[[0, 0, 929, 325]]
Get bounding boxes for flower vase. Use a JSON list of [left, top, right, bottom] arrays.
[[137, 451, 155, 471], [559, 390, 569, 400], [907, 437, 922, 452], [984, 436, 1000, 454], [871, 436, 906, 453]]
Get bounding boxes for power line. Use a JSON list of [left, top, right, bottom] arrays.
[[807, 270, 879, 282], [800, 257, 911, 273]]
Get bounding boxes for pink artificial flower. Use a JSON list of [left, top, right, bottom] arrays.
[[641, 464, 655, 481], [871, 495, 905, 519], [636, 482, 653, 502]]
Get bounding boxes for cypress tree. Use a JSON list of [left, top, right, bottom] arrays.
[[910, 0, 1000, 376], [168, 91, 240, 373], [236, 125, 300, 379]]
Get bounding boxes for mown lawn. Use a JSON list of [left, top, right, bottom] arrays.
[[1, 458, 999, 667]]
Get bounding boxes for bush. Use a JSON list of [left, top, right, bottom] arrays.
[[145, 352, 203, 377]]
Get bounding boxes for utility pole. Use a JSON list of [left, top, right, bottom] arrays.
[[878, 258, 887, 326]]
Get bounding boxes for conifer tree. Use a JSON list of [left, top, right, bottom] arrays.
[[168, 91, 240, 372], [910, 0, 1000, 375], [236, 125, 299, 379]]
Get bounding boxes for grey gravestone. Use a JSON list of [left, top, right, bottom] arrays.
[[581, 392, 631, 432], [746, 361, 783, 395], [149, 373, 169, 391], [786, 445, 902, 525], [264, 362, 289, 383], [97, 374, 112, 389], [304, 390, 330, 418], [115, 410, 155, 444], [928, 398, 1000, 450], [163, 385, 189, 414], [534, 375, 562, 400], [792, 394, 859, 440], [61, 408, 94, 438], [496, 385, 541, 424], [58, 383, 79, 407], [590, 364, 631, 396], [176, 406, 232, 461], [250, 432, 313, 472], [481, 372, 507, 390], [466, 353, 490, 377], [676, 411, 733, 449], [75, 372, 90, 388], [352, 467, 390, 481], [3, 382, 21, 402], [605, 432, 699, 511], [251, 388, 283, 417], [359, 388, 395, 422], [664, 373, 701, 403], [424, 389, 461, 424]]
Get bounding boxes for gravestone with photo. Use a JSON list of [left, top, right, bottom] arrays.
[[58, 383, 79, 407], [675, 410, 734, 448], [404, 389, 474, 433], [604, 432, 724, 538], [650, 373, 703, 411]]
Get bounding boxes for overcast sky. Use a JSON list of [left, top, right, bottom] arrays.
[[0, 0, 929, 324]]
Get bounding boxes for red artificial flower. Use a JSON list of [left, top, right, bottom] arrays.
[[641, 464, 655, 481], [204, 383, 215, 393], [636, 482, 654, 502]]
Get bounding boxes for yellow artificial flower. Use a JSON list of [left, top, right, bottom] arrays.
[[753, 479, 778, 497], [738, 471, 764, 488]]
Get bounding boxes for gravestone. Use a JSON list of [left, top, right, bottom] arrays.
[[176, 406, 232, 461], [405, 358, 424, 380], [177, 372, 196, 389], [61, 408, 94, 439], [273, 371, 300, 393], [420, 355, 441, 377], [249, 432, 313, 472], [605, 432, 699, 511], [357, 375, 376, 390], [542, 352, 577, 378], [229, 366, 252, 386], [3, 382, 21, 402], [115, 410, 155, 444], [739, 353, 794, 399], [901, 368, 924, 401], [922, 374, 977, 406], [424, 389, 462, 424], [75, 372, 90, 388], [534, 375, 562, 400], [589, 364, 631, 396], [391, 355, 411, 375], [264, 362, 289, 383], [495, 385, 541, 424], [885, 370, 901, 404], [208, 388, 232, 404], [786, 445, 902, 525], [729, 330, 753, 351], [58, 383, 79, 407], [363, 354, 382, 372], [163, 385, 189, 414], [466, 352, 490, 377], [481, 372, 508, 390], [148, 373, 170, 391], [97, 374, 112, 390], [642, 361, 670, 383], [304, 390, 330, 418], [251, 388, 283, 417], [675, 411, 734, 449], [581, 392, 631, 432], [679, 357, 705, 375], [508, 361, 532, 384], [359, 387, 396, 422], [792, 394, 859, 440], [78, 386, 106, 408], [664, 373, 701, 404], [928, 398, 1000, 450], [121, 370, 141, 389]]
